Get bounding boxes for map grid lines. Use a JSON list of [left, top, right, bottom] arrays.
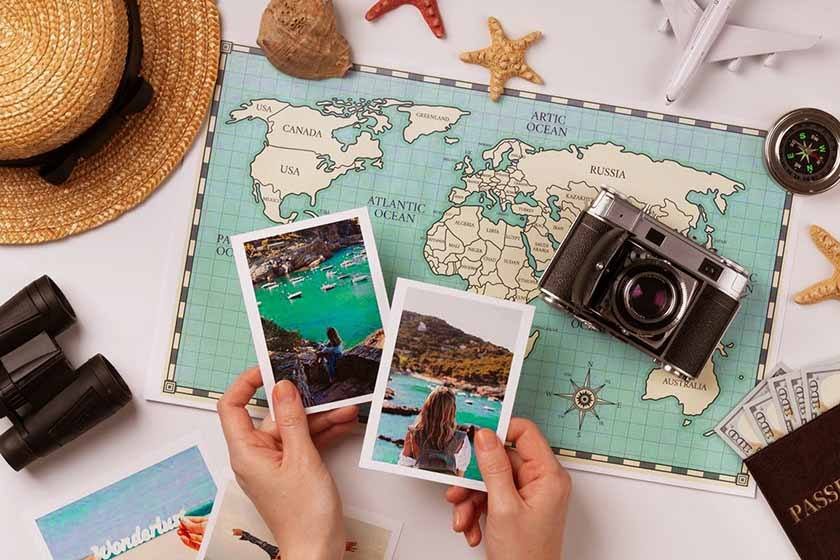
[[155, 40, 793, 493]]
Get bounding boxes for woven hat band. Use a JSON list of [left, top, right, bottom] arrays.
[[0, 0, 154, 185]]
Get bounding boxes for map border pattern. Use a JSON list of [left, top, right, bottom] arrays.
[[161, 40, 793, 489]]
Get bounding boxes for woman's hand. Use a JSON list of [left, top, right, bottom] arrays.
[[446, 419, 572, 560], [218, 368, 358, 560], [177, 516, 207, 551]]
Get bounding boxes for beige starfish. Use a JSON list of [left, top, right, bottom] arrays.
[[460, 17, 543, 102], [794, 225, 840, 305]]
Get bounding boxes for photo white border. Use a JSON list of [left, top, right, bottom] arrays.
[[231, 207, 390, 418], [359, 278, 535, 492], [30, 434, 219, 560], [197, 479, 404, 560]]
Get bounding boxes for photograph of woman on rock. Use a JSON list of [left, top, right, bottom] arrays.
[[318, 327, 345, 385], [398, 386, 472, 477], [232, 209, 390, 415]]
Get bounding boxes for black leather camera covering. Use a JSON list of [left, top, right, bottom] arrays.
[[541, 213, 611, 301], [662, 284, 738, 377]]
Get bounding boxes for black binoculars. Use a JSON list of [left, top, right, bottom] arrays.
[[0, 276, 132, 471]]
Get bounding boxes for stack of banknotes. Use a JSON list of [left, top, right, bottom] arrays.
[[715, 359, 840, 459]]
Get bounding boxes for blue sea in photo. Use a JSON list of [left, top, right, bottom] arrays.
[[254, 244, 382, 348], [36, 447, 217, 560]]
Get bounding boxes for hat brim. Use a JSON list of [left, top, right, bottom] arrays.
[[0, 0, 221, 244]]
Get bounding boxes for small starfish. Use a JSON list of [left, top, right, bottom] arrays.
[[794, 225, 840, 305], [365, 0, 446, 39], [460, 17, 543, 102]]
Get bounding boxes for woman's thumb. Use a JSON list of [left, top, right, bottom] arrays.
[[474, 429, 520, 509], [272, 380, 316, 457]]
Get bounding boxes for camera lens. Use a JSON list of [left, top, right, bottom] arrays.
[[624, 273, 676, 323], [611, 259, 686, 338]]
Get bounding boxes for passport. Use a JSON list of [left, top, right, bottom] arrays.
[[746, 403, 840, 560]]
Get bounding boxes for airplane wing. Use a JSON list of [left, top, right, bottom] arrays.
[[706, 24, 821, 62], [660, 0, 702, 47]]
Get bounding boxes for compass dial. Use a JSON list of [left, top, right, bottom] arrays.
[[778, 122, 838, 183], [765, 108, 840, 195]]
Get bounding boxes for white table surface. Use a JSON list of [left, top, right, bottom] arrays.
[[2, 1, 839, 558]]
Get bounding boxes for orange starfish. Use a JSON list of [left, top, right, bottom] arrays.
[[794, 225, 840, 305], [365, 0, 446, 39], [460, 17, 543, 102]]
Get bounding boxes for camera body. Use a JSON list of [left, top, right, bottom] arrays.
[[538, 188, 750, 380]]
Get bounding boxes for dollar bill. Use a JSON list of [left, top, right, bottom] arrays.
[[768, 364, 801, 432], [787, 370, 810, 424], [715, 379, 773, 459], [715, 402, 767, 459], [803, 362, 840, 418], [744, 384, 789, 444]]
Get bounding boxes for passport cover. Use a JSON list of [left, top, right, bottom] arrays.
[[746, 404, 840, 560]]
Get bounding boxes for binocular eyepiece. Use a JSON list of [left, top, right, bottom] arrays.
[[0, 276, 132, 471]]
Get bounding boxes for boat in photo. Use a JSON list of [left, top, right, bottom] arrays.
[[351, 274, 368, 284], [321, 283, 337, 291], [326, 271, 336, 278], [290, 277, 305, 285], [288, 291, 303, 300], [265, 282, 279, 290], [341, 259, 355, 268], [483, 406, 495, 412], [321, 265, 334, 271], [337, 273, 351, 280], [464, 399, 475, 405]]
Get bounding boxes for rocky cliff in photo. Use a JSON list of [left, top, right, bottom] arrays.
[[393, 311, 513, 392], [263, 318, 382, 407]]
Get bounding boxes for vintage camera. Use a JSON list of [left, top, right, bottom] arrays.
[[0, 276, 132, 471], [539, 188, 750, 380]]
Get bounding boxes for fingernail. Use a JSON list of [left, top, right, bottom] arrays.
[[453, 510, 461, 531], [476, 429, 499, 451], [275, 380, 297, 403]]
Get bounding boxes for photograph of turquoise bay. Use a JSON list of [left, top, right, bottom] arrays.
[[244, 217, 384, 408], [373, 285, 525, 482], [35, 446, 216, 560]]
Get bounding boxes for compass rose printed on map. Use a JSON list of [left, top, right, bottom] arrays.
[[154, 42, 793, 497], [548, 368, 618, 431]]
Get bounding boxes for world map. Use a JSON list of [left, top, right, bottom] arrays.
[[227, 94, 745, 419], [153, 42, 791, 496]]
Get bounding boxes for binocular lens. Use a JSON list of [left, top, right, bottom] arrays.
[[0, 276, 76, 357], [0, 355, 132, 471]]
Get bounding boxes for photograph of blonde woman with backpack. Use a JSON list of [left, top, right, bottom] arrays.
[[398, 387, 473, 477]]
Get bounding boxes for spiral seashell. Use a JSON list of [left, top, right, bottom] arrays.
[[258, 0, 352, 80]]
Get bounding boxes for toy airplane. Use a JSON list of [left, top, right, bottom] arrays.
[[658, 0, 821, 103]]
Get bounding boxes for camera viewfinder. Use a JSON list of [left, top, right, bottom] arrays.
[[699, 258, 724, 281], [645, 228, 666, 246]]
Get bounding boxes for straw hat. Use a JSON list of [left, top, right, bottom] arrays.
[[0, 0, 221, 244]]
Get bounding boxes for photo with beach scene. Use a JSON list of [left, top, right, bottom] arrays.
[[232, 208, 390, 415], [199, 480, 402, 560], [360, 279, 534, 491], [34, 445, 217, 560]]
